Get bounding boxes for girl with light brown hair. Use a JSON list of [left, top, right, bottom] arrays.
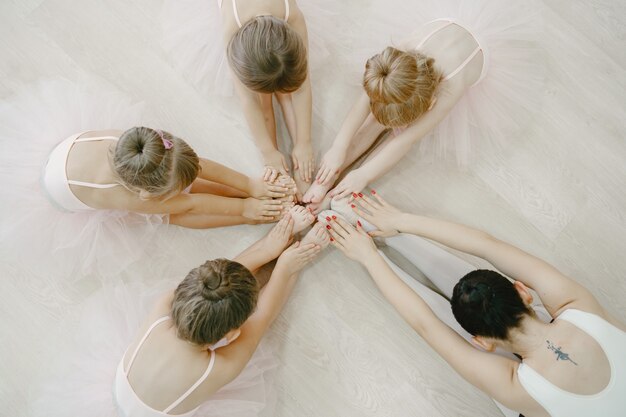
[[162, 0, 326, 197], [303, 0, 541, 211]]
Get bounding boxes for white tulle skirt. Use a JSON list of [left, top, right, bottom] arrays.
[[0, 77, 168, 284], [29, 280, 277, 417], [159, 0, 335, 98], [348, 0, 545, 165]]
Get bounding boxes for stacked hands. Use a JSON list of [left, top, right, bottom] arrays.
[[325, 191, 403, 260], [243, 168, 300, 222]]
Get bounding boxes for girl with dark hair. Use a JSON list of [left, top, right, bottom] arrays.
[[326, 192, 625, 417]]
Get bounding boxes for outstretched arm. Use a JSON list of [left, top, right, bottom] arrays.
[[354, 193, 603, 318], [316, 92, 371, 185], [217, 241, 321, 378], [327, 218, 525, 412]]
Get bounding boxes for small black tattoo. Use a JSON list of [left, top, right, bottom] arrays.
[[546, 340, 578, 365]]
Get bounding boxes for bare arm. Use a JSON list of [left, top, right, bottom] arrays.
[[354, 85, 461, 185], [354, 193, 603, 318], [197, 158, 252, 194], [328, 218, 525, 411], [216, 242, 321, 377]]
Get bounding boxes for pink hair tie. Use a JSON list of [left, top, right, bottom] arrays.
[[156, 129, 173, 150]]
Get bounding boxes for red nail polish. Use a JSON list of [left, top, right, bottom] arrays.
[[371, 189, 376, 195], [330, 237, 334, 241], [326, 225, 331, 230], [332, 215, 337, 220], [325, 216, 331, 221], [350, 204, 356, 208], [352, 193, 358, 198], [358, 193, 363, 197], [357, 221, 362, 227]]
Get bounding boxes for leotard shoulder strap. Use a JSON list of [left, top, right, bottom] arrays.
[[230, 0, 290, 29], [416, 19, 484, 83], [68, 135, 121, 189], [123, 316, 217, 414]]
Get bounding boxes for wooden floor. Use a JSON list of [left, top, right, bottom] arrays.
[[0, 1, 624, 416]]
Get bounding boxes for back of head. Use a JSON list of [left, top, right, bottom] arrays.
[[363, 46, 441, 127], [171, 259, 259, 345], [113, 127, 199, 198], [451, 270, 531, 340], [227, 16, 308, 93]]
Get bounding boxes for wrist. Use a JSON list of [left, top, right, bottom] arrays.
[[361, 250, 384, 270], [395, 212, 412, 233]]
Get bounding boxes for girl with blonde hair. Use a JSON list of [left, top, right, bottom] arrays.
[[304, 0, 541, 210], [162, 0, 332, 196]]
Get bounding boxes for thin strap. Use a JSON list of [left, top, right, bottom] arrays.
[[284, 0, 290, 21], [442, 47, 482, 81], [74, 136, 119, 142], [67, 180, 120, 189], [231, 0, 242, 28], [163, 350, 216, 413], [124, 316, 171, 375], [415, 21, 453, 49]]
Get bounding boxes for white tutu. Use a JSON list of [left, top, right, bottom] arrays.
[[159, 0, 336, 98], [0, 77, 169, 284], [29, 279, 278, 417], [345, 0, 545, 165]]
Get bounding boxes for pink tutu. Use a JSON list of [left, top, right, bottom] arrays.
[[29, 279, 278, 417], [0, 77, 169, 284], [159, 0, 336, 98], [345, 0, 545, 165]]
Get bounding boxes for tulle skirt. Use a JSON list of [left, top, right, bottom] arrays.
[[159, 0, 336, 98], [0, 77, 168, 284], [29, 280, 278, 417], [348, 0, 545, 165]]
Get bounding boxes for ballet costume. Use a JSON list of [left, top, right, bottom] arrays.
[[348, 0, 544, 165], [159, 0, 336, 98], [0, 77, 167, 283], [29, 280, 277, 417]]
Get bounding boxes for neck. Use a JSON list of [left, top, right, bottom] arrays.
[[497, 316, 552, 359]]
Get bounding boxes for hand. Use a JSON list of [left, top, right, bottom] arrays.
[[276, 241, 321, 275], [248, 177, 289, 199], [263, 166, 280, 183], [329, 169, 368, 200], [264, 214, 295, 258], [352, 192, 401, 237], [328, 217, 377, 261], [242, 198, 284, 221], [316, 147, 346, 186], [263, 150, 289, 175], [292, 142, 314, 183]]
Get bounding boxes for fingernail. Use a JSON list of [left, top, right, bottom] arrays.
[[325, 216, 331, 221], [332, 215, 337, 220], [330, 237, 334, 241], [351, 204, 356, 208], [357, 221, 362, 227], [352, 193, 358, 198], [326, 225, 331, 230], [371, 189, 376, 195], [358, 193, 363, 197]]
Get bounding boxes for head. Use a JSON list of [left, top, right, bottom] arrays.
[[171, 259, 259, 347], [451, 270, 534, 351], [227, 16, 308, 94], [113, 127, 200, 199], [363, 46, 441, 128]]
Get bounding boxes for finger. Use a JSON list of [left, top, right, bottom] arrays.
[[355, 194, 376, 210], [333, 217, 356, 236], [267, 191, 287, 198], [353, 206, 375, 223], [316, 164, 326, 182], [270, 170, 280, 183], [335, 186, 352, 200], [328, 223, 348, 241], [264, 200, 284, 206], [263, 210, 282, 216], [282, 157, 290, 173], [355, 220, 369, 236], [330, 239, 346, 253], [368, 230, 385, 238], [296, 243, 317, 254], [291, 155, 299, 171], [370, 191, 388, 206], [307, 160, 313, 183], [263, 169, 271, 182]]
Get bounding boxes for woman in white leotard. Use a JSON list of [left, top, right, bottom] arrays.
[[305, 0, 540, 211], [326, 193, 625, 417]]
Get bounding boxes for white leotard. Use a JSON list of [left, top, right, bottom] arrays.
[[518, 309, 626, 417], [218, 0, 290, 28], [42, 131, 121, 212], [113, 316, 216, 417]]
